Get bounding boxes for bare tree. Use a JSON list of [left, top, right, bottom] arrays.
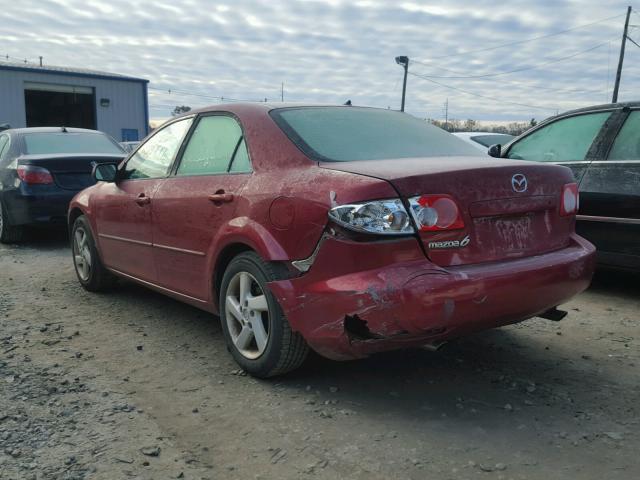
[[171, 105, 192, 116]]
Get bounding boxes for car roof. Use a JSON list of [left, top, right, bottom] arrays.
[[4, 127, 107, 135], [557, 101, 640, 116], [183, 102, 385, 117]]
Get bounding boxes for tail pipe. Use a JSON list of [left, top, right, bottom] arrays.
[[538, 307, 568, 322]]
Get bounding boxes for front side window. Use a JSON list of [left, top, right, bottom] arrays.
[[23, 132, 123, 155], [608, 111, 640, 160], [271, 107, 479, 162], [507, 112, 610, 162], [123, 118, 193, 180], [177, 116, 249, 176]]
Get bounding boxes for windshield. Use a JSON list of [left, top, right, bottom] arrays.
[[271, 107, 480, 161], [470, 134, 514, 147], [23, 132, 124, 155]]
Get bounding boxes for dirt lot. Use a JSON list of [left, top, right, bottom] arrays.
[[0, 233, 638, 480]]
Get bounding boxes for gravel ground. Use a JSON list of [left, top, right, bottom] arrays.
[[1, 232, 638, 480]]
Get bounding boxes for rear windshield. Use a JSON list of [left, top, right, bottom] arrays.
[[471, 134, 514, 147], [23, 132, 124, 155], [271, 107, 480, 161]]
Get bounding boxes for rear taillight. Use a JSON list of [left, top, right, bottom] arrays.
[[17, 165, 54, 185], [560, 183, 579, 216], [408, 194, 465, 231]]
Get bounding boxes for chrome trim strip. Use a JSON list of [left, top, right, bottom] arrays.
[[588, 160, 640, 164], [98, 233, 152, 246], [577, 215, 640, 225], [533, 160, 640, 165], [108, 268, 209, 304], [153, 243, 206, 257], [99, 234, 206, 256]]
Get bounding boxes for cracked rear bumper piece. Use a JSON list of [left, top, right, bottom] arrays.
[[268, 234, 596, 361]]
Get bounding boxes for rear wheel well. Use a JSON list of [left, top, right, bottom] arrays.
[[213, 243, 294, 310], [68, 208, 84, 234], [214, 243, 254, 308]]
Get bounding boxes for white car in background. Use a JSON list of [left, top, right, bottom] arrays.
[[453, 132, 514, 153]]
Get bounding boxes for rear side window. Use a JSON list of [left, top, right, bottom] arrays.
[[23, 132, 123, 155], [177, 116, 251, 176], [123, 118, 193, 180], [608, 111, 640, 160], [229, 138, 251, 173], [272, 107, 479, 162], [507, 112, 610, 162]]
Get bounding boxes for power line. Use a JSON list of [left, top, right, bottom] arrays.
[[414, 12, 626, 62], [1, 53, 39, 64], [148, 86, 254, 103], [408, 71, 557, 112], [412, 40, 612, 79], [626, 34, 640, 49]]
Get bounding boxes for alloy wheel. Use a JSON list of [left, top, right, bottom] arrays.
[[225, 271, 270, 360], [73, 227, 92, 281]]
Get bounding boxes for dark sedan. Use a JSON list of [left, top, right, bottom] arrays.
[[491, 102, 640, 271], [0, 127, 125, 243]]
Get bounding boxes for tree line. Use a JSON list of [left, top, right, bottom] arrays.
[[428, 118, 538, 136]]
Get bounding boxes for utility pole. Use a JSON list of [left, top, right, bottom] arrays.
[[395, 56, 409, 112], [444, 98, 449, 131], [39, 56, 43, 67], [281, 82, 284, 102], [612, 6, 632, 103]]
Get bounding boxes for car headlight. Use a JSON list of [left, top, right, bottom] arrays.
[[328, 199, 415, 235]]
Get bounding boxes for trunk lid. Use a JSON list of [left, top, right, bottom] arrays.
[[17, 153, 125, 190], [321, 157, 576, 266]]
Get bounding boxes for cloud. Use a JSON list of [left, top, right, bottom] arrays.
[[0, 0, 636, 122]]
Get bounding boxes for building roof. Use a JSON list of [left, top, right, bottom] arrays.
[[0, 61, 148, 83]]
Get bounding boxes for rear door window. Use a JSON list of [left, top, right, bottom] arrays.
[[176, 115, 251, 176], [507, 112, 610, 162], [123, 118, 193, 180], [608, 111, 640, 160]]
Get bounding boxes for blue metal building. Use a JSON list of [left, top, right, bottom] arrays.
[[0, 62, 148, 141]]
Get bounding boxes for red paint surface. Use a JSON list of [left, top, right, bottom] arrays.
[[69, 103, 596, 361]]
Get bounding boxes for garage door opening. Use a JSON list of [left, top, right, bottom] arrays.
[[24, 82, 96, 129]]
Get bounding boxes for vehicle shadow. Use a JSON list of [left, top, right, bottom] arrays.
[[106, 279, 626, 431], [280, 328, 622, 422], [0, 228, 69, 252], [588, 268, 639, 301]]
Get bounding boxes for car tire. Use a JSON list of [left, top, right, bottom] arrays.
[[219, 252, 309, 378], [71, 215, 115, 292], [0, 199, 25, 244]]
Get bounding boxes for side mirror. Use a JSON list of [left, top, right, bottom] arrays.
[[92, 162, 118, 182], [487, 144, 502, 158]]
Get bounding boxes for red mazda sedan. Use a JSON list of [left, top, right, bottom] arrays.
[[68, 104, 595, 377]]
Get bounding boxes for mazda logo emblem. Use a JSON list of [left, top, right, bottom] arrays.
[[511, 174, 528, 193]]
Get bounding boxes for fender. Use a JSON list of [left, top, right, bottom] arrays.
[[207, 216, 290, 266]]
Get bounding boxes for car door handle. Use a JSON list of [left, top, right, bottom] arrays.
[[135, 193, 151, 206], [208, 193, 234, 203]]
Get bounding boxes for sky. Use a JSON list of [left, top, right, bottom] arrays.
[[1, 0, 639, 123]]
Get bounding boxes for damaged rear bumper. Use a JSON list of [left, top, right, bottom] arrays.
[[268, 234, 596, 361]]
